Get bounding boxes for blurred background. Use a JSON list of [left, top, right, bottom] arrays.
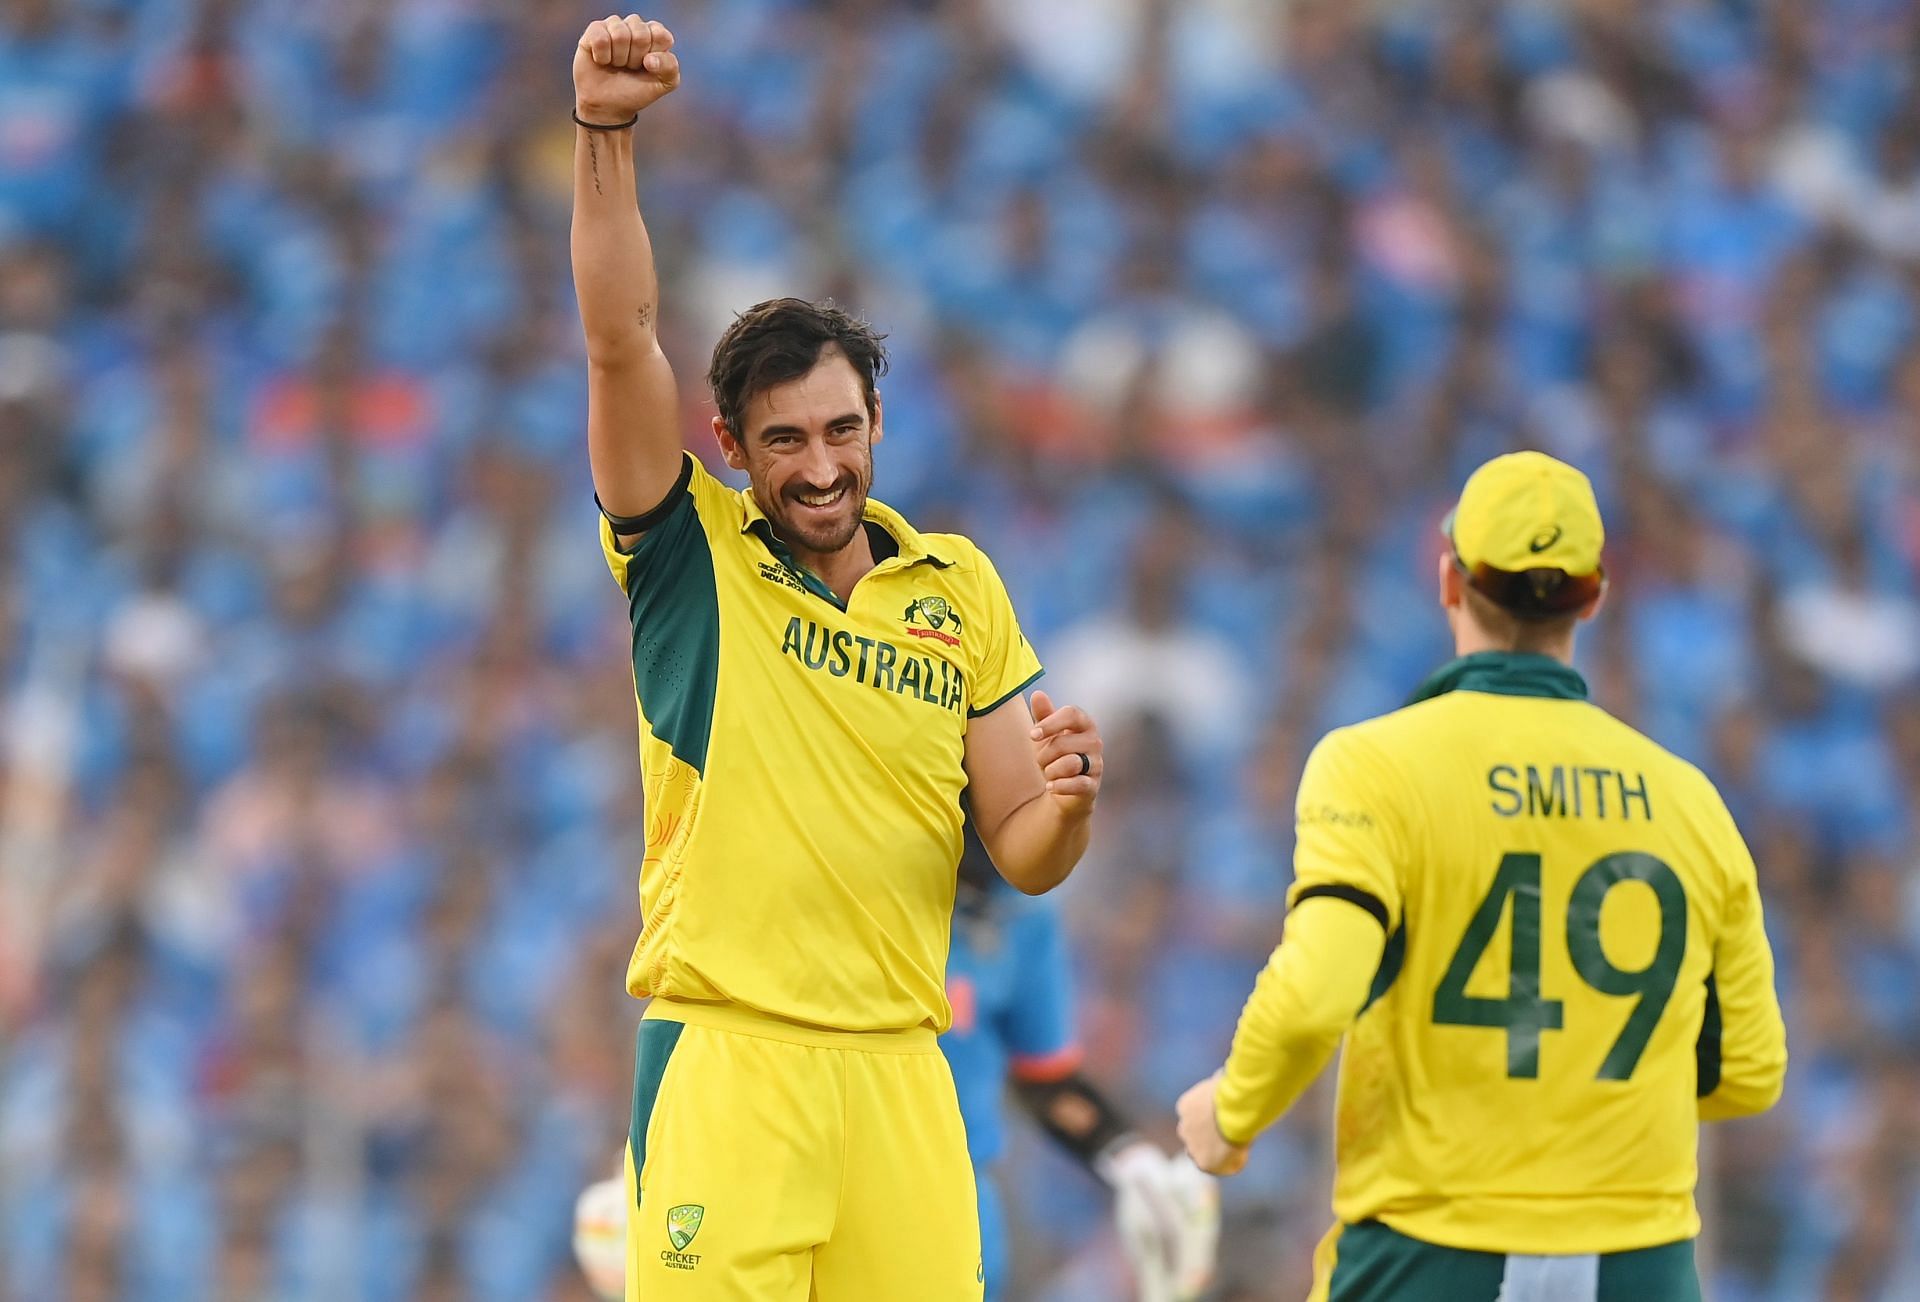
[[0, 0, 1917, 1298]]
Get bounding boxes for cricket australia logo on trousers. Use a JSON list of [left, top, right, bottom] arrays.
[[904, 595, 963, 646], [663, 1204, 704, 1270]]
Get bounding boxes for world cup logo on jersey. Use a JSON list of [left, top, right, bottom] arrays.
[[903, 596, 963, 646]]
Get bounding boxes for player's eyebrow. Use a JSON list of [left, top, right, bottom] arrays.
[[756, 412, 865, 440]]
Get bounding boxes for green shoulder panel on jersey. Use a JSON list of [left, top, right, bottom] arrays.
[[622, 484, 721, 775]]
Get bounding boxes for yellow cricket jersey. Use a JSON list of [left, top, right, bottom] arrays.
[[1218, 652, 1787, 1256], [599, 453, 1042, 1035]]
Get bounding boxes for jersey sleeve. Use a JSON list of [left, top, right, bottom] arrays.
[[598, 452, 732, 592], [1286, 728, 1409, 931], [1217, 723, 1407, 1145], [1697, 801, 1788, 1121], [1214, 895, 1386, 1145], [965, 546, 1043, 718], [996, 901, 1083, 1083]]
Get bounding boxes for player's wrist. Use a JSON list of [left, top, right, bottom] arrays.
[[1043, 784, 1097, 826], [1210, 1095, 1251, 1151], [574, 100, 640, 129]]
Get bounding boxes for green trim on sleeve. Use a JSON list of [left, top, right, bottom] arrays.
[[970, 667, 1044, 719]]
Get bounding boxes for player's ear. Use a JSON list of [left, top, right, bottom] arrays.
[[1437, 550, 1463, 611], [1578, 571, 1609, 623], [869, 396, 884, 446], [714, 416, 748, 472]]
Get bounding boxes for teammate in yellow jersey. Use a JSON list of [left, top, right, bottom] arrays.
[[570, 16, 1106, 1301], [1176, 451, 1788, 1302]]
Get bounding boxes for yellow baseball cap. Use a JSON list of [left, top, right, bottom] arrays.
[[1445, 451, 1605, 578]]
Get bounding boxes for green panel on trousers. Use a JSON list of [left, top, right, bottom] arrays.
[[628, 1019, 687, 1207]]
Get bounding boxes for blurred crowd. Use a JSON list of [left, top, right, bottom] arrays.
[[0, 0, 1917, 1298]]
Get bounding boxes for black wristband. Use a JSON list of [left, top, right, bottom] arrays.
[[573, 109, 639, 131]]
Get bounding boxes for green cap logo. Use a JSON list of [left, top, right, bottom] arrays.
[[667, 1204, 704, 1252]]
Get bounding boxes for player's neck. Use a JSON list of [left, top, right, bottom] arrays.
[[789, 527, 877, 603], [1453, 624, 1576, 665]]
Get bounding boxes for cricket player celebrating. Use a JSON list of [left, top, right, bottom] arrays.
[[1177, 452, 1788, 1301], [571, 16, 1103, 1300]]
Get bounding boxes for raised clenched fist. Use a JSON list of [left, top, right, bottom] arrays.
[[573, 14, 679, 123]]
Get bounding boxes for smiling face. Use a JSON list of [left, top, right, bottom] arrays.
[[715, 348, 882, 558]]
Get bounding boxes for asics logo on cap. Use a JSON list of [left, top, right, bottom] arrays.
[[1529, 526, 1563, 554]]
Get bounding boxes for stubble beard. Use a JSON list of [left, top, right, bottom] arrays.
[[783, 485, 866, 554], [766, 458, 873, 558]]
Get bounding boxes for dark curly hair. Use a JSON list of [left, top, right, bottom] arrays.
[[707, 298, 890, 439]]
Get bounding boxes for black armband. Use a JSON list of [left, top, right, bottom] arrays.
[[1012, 1070, 1133, 1173], [1293, 883, 1390, 931], [597, 455, 693, 535]]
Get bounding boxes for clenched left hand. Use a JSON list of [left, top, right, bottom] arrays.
[[1029, 689, 1102, 816]]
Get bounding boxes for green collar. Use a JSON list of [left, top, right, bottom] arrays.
[[739, 489, 950, 611], [1407, 651, 1589, 705], [746, 516, 939, 613]]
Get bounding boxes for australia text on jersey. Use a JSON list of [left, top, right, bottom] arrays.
[[779, 616, 968, 714]]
